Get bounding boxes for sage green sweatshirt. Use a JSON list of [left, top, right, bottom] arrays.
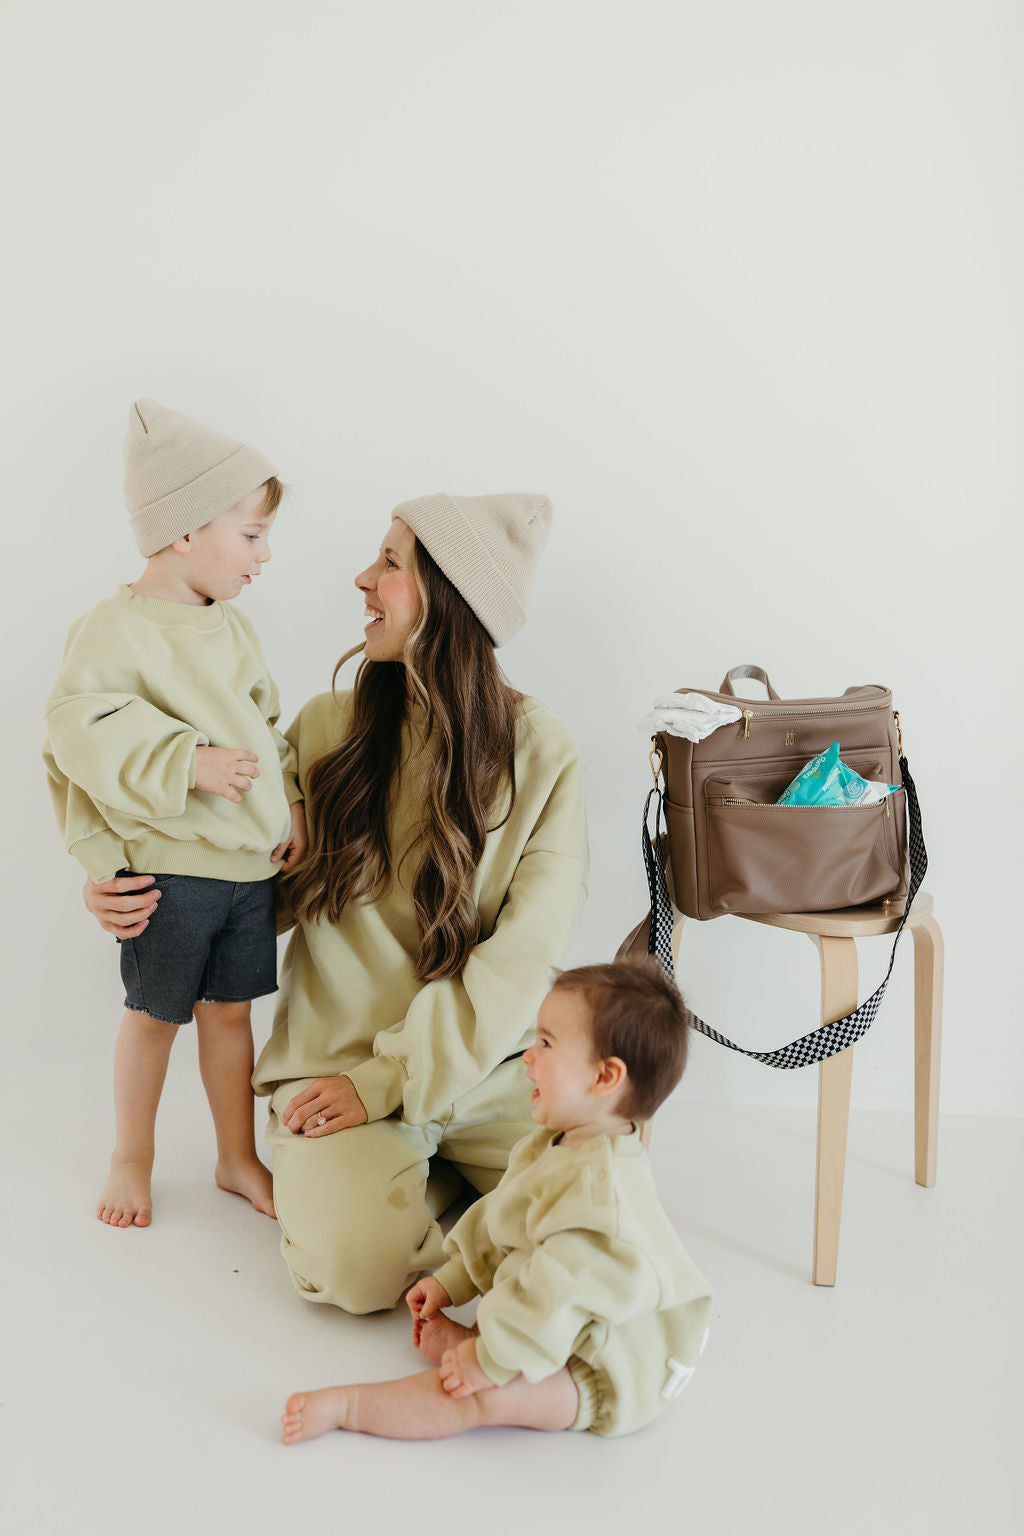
[[251, 689, 588, 1126], [44, 586, 301, 883], [434, 1126, 714, 1434]]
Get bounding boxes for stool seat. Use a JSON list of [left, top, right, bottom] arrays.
[[741, 891, 934, 939]]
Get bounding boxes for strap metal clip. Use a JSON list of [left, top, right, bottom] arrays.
[[649, 741, 663, 785]]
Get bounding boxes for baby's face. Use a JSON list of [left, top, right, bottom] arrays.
[[523, 990, 602, 1136]]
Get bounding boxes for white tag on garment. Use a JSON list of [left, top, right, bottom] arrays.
[[661, 1357, 696, 1399]]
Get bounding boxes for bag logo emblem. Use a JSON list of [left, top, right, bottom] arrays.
[[786, 729, 795, 746]]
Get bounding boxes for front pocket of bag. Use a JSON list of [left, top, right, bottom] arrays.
[[703, 787, 905, 914], [699, 755, 891, 806]]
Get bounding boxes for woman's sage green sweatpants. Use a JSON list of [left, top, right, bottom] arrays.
[[265, 1056, 534, 1314]]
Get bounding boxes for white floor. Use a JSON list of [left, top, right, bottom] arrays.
[[4, 1052, 1021, 1536]]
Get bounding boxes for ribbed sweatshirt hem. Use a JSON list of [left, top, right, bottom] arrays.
[[121, 837, 282, 882]]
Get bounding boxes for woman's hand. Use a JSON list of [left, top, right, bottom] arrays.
[[439, 1337, 494, 1399], [271, 800, 307, 867], [282, 1076, 368, 1136], [83, 873, 161, 939]]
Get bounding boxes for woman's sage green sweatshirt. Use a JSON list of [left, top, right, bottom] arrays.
[[251, 689, 588, 1126]]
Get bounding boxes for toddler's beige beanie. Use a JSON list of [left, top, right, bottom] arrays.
[[124, 398, 278, 556], [392, 492, 552, 647]]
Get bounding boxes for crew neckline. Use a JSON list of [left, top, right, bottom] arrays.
[[116, 584, 228, 629], [552, 1125, 642, 1156]]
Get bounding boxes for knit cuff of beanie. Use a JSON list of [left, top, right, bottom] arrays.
[[130, 444, 278, 557], [124, 397, 278, 556], [393, 491, 552, 648]]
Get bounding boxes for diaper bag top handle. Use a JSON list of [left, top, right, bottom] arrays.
[[718, 664, 780, 700]]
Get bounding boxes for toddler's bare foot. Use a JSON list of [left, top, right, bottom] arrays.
[[97, 1158, 153, 1228], [281, 1388, 354, 1445], [215, 1156, 276, 1217], [415, 1313, 477, 1364]]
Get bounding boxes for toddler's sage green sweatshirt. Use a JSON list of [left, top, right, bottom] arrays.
[[434, 1126, 713, 1436], [252, 689, 588, 1125], [44, 586, 301, 883]]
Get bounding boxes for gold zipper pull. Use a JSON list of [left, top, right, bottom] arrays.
[[742, 710, 752, 739], [885, 796, 891, 818]]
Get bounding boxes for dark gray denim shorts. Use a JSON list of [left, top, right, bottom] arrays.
[[118, 872, 277, 1025]]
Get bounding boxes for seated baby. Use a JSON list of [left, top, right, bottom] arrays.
[[281, 956, 713, 1442]]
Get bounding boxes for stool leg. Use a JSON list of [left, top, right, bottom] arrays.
[[912, 916, 943, 1188], [812, 935, 858, 1286]]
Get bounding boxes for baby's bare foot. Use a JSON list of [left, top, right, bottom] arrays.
[[97, 1158, 153, 1228], [216, 1157, 276, 1217], [281, 1388, 353, 1445], [415, 1313, 477, 1364]]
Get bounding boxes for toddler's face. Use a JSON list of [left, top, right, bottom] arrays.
[[184, 487, 275, 602], [355, 516, 423, 662], [523, 989, 603, 1136]]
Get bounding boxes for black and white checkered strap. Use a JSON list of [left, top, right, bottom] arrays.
[[640, 757, 928, 1070]]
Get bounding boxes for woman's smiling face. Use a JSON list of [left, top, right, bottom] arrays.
[[355, 517, 423, 662]]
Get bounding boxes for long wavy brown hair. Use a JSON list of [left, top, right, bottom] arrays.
[[281, 541, 521, 980]]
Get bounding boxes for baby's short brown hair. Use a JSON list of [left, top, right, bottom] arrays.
[[551, 957, 690, 1121]]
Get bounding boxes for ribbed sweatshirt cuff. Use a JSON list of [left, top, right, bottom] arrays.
[[431, 1259, 478, 1309], [344, 1055, 407, 1122]]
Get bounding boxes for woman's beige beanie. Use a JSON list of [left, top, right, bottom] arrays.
[[124, 398, 278, 556], [392, 492, 552, 647]]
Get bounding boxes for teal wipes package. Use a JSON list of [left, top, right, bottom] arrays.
[[776, 742, 898, 807]]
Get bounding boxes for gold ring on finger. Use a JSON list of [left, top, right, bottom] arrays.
[[316, 1113, 326, 1126]]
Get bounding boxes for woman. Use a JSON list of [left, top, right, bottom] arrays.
[[85, 492, 587, 1313]]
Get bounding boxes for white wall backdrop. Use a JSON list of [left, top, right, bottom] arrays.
[[5, 0, 1020, 1113]]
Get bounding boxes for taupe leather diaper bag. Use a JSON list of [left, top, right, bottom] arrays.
[[623, 665, 928, 1069], [658, 665, 907, 920]]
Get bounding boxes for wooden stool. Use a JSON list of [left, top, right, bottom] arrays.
[[665, 894, 943, 1285]]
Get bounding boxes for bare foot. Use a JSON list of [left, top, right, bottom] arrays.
[[215, 1157, 276, 1217], [97, 1158, 153, 1228], [415, 1313, 477, 1364], [281, 1387, 353, 1445]]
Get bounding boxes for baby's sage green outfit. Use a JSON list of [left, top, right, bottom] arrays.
[[44, 586, 301, 882], [251, 689, 588, 1314], [434, 1126, 714, 1437]]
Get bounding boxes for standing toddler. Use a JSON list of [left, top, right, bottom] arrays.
[[281, 957, 713, 1442], [44, 399, 306, 1229]]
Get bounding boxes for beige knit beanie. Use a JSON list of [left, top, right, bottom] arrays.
[[124, 398, 278, 556], [392, 492, 552, 647]]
